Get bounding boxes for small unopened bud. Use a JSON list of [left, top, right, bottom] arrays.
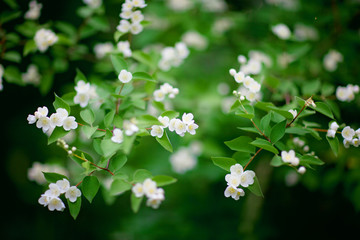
[[298, 166, 306, 174], [232, 90, 238, 96], [67, 150, 72, 155], [64, 144, 69, 149], [229, 68, 237, 76], [305, 97, 316, 107], [240, 95, 245, 101], [71, 146, 77, 152]]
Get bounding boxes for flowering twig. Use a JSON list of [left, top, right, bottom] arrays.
[[72, 153, 114, 176]]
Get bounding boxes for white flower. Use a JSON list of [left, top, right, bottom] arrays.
[[117, 20, 131, 33], [158, 116, 170, 128], [225, 173, 240, 188], [248, 80, 261, 93], [27, 114, 37, 124], [224, 186, 244, 200], [143, 178, 157, 198], [168, 118, 177, 132], [132, 0, 147, 8], [229, 68, 237, 76], [25, 0, 42, 20], [342, 126, 355, 140], [153, 89, 166, 102], [34, 29, 58, 52], [22, 64, 41, 85], [131, 10, 144, 23], [244, 59, 262, 75], [123, 119, 139, 136], [74, 93, 90, 108], [75, 80, 90, 94], [35, 106, 48, 119], [117, 40, 132, 57], [118, 69, 133, 83], [243, 76, 255, 89], [281, 150, 299, 166], [356, 128, 360, 138], [230, 164, 243, 175], [239, 170, 255, 187], [47, 197, 65, 211], [181, 31, 208, 50], [83, 0, 102, 8], [63, 116, 78, 131], [49, 110, 68, 128], [187, 123, 198, 135], [288, 109, 297, 118], [150, 125, 164, 138], [336, 85, 356, 102], [0, 64, 4, 91], [234, 72, 245, 83], [146, 197, 162, 209], [327, 129, 336, 138], [122, 1, 133, 11], [56, 179, 70, 194], [330, 122, 339, 131], [238, 55, 247, 64], [343, 138, 351, 148], [94, 42, 113, 59], [130, 22, 143, 35], [170, 147, 197, 174], [120, 10, 133, 19], [65, 186, 81, 202], [272, 23, 291, 40], [36, 116, 51, 132], [38, 194, 50, 206], [323, 49, 343, 72], [111, 128, 124, 144], [182, 113, 194, 125], [352, 138, 360, 147], [45, 183, 61, 197], [174, 119, 187, 135], [132, 183, 144, 198]]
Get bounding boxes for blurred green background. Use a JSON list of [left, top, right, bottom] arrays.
[[1, 0, 360, 239]]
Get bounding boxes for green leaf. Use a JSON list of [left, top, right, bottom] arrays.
[[80, 109, 95, 125], [82, 176, 100, 203], [48, 127, 69, 145], [211, 157, 237, 172], [250, 138, 279, 154], [3, 65, 23, 86], [248, 176, 264, 197], [110, 179, 132, 196], [133, 169, 152, 183], [302, 79, 321, 96], [109, 153, 127, 173], [310, 102, 334, 119], [132, 72, 156, 83], [156, 131, 173, 152], [75, 69, 87, 83], [235, 104, 254, 119], [232, 152, 251, 166], [100, 139, 122, 158], [270, 155, 286, 167], [81, 125, 98, 139], [326, 136, 339, 157], [269, 120, 286, 144], [104, 110, 116, 128], [67, 198, 81, 220], [260, 112, 272, 136], [136, 114, 161, 128], [161, 110, 179, 120], [300, 155, 324, 166], [53, 93, 71, 114], [110, 54, 128, 73], [267, 106, 293, 120], [237, 127, 260, 134], [152, 175, 177, 187], [225, 136, 255, 153], [42, 172, 68, 183], [132, 50, 155, 69], [3, 51, 21, 63], [131, 193, 143, 213]]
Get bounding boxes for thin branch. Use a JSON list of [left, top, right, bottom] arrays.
[[244, 148, 263, 171]]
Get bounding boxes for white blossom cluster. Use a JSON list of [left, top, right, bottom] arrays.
[[237, 50, 272, 76], [132, 178, 165, 209], [39, 178, 81, 211], [166, 0, 227, 12], [117, 0, 147, 35], [323, 49, 343, 72], [74, 80, 98, 108], [83, 0, 102, 8], [281, 150, 299, 166], [293, 137, 309, 153], [341, 125, 360, 148], [27, 107, 78, 133], [22, 64, 41, 85], [24, 0, 42, 20], [94, 42, 113, 59], [181, 31, 208, 51], [271, 23, 291, 40], [224, 164, 255, 200], [153, 83, 179, 102], [169, 141, 202, 174], [230, 69, 262, 102], [28, 162, 69, 185], [0, 64, 4, 91], [111, 119, 139, 144], [117, 40, 132, 57], [150, 113, 198, 138], [34, 28, 58, 53], [158, 42, 189, 71], [294, 23, 319, 41], [336, 84, 359, 102]]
